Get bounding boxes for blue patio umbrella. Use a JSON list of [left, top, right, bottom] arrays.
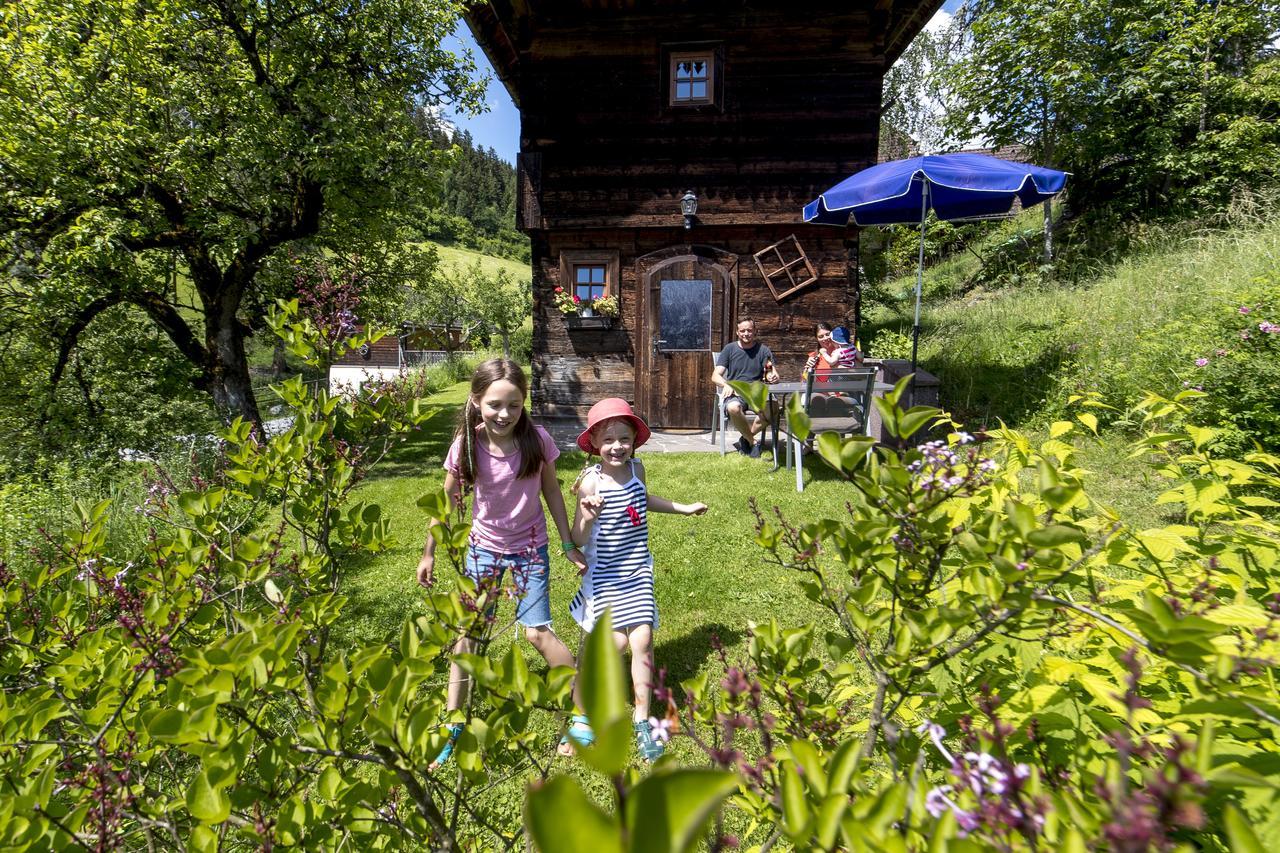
[[804, 153, 1068, 375]]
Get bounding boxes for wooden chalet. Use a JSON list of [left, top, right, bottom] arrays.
[[466, 0, 942, 427]]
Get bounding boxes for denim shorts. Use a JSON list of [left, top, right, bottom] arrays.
[[464, 543, 553, 627]]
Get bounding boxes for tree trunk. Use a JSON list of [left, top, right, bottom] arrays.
[[195, 263, 263, 433], [271, 339, 288, 378], [500, 328, 511, 359], [208, 323, 262, 432]]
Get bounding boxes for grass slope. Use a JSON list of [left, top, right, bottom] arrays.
[[870, 215, 1280, 432], [429, 241, 532, 281]]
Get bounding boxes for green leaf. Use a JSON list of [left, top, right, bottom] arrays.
[[627, 769, 739, 853], [786, 393, 811, 442], [526, 776, 621, 853], [1223, 804, 1266, 853], [145, 708, 186, 740], [897, 407, 937, 440], [577, 611, 629, 775], [186, 771, 230, 824], [788, 739, 827, 797], [780, 762, 811, 842], [726, 380, 768, 416], [1026, 524, 1087, 548], [1005, 499, 1036, 536]]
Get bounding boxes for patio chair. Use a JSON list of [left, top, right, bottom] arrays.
[[780, 367, 877, 491]]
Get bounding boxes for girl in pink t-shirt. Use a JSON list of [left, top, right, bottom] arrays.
[[417, 359, 588, 764]]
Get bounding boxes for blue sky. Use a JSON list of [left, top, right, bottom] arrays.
[[444, 0, 966, 164]]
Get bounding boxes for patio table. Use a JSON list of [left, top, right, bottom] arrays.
[[766, 379, 893, 472]]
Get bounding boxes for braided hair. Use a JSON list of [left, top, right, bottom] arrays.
[[453, 359, 546, 488]]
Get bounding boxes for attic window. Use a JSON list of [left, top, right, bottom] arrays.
[[670, 52, 714, 105]]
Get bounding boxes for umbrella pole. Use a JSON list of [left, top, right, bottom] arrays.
[[909, 180, 929, 404]]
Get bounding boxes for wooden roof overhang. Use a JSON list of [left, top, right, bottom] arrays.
[[464, 0, 946, 109]]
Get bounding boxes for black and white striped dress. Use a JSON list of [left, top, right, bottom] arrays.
[[570, 463, 657, 631]]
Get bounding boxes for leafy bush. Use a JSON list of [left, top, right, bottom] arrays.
[[4, 315, 1279, 850], [0, 305, 579, 849], [560, 380, 1280, 850], [863, 327, 912, 361], [509, 324, 533, 363]]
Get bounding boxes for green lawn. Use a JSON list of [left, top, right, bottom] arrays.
[[333, 381, 866, 824]]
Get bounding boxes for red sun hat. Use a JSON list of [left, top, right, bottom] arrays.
[[576, 398, 651, 454]]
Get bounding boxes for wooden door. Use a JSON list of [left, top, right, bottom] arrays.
[[636, 249, 736, 428]]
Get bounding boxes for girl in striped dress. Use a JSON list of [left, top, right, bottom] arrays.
[[569, 398, 707, 761]]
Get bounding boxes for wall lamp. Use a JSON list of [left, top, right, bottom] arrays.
[[680, 190, 698, 229]]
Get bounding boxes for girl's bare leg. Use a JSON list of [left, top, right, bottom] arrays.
[[627, 624, 654, 721], [446, 635, 478, 710]]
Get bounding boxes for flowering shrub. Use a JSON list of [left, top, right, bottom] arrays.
[[552, 286, 581, 315], [0, 303, 578, 850], [531, 379, 1280, 851], [591, 294, 620, 317], [1183, 296, 1280, 451], [4, 320, 1280, 850]]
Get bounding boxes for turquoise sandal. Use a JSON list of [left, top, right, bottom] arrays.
[[559, 713, 595, 751], [431, 722, 464, 768], [634, 719, 665, 762]]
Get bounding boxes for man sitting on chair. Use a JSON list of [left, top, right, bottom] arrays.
[[713, 318, 780, 457]]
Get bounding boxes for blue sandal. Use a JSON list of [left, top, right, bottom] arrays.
[[559, 713, 595, 751], [431, 723, 464, 768], [634, 720, 665, 762]]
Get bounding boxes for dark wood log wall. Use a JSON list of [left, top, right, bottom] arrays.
[[468, 0, 942, 424], [533, 227, 859, 423]]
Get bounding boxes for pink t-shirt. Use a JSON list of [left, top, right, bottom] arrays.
[[444, 424, 559, 554]]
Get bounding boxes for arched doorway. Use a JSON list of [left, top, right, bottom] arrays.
[[634, 246, 737, 428]]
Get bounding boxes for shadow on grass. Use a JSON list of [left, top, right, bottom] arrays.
[[366, 404, 460, 482], [655, 622, 742, 702], [923, 341, 1072, 429]]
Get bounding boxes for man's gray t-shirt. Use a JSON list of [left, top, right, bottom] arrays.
[[716, 342, 773, 383]]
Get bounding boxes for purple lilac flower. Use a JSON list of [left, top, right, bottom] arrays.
[[917, 720, 955, 764], [1239, 306, 1252, 314], [648, 717, 672, 744], [1260, 321, 1280, 334], [1194, 358, 1208, 367], [925, 785, 956, 818]]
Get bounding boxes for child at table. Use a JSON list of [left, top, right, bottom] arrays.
[[569, 398, 708, 761]]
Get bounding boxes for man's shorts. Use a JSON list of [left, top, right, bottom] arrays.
[[464, 543, 553, 627], [722, 392, 755, 416]]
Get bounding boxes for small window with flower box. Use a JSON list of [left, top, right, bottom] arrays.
[[557, 250, 620, 329]]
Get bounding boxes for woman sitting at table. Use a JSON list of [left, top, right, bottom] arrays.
[[803, 322, 862, 420]]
